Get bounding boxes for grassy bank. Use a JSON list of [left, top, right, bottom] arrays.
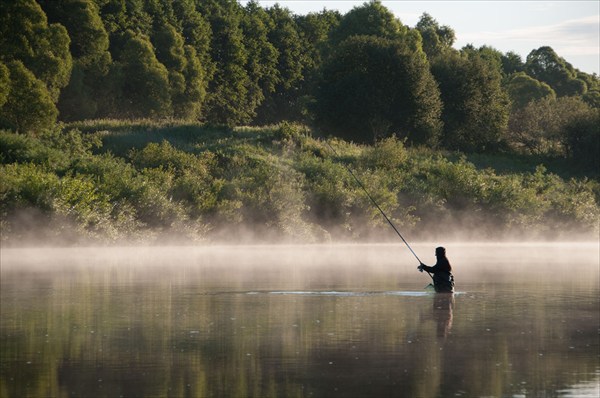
[[1, 120, 598, 245]]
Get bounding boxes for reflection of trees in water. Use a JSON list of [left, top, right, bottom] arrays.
[[1, 277, 598, 398]]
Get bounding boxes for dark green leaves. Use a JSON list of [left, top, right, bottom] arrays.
[[315, 36, 442, 145], [0, 61, 58, 133]]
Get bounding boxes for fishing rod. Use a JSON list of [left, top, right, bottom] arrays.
[[323, 140, 432, 281]]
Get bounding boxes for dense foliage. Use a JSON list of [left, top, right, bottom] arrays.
[[315, 35, 442, 146], [0, 0, 597, 160], [1, 123, 597, 244], [0, 1, 598, 244]]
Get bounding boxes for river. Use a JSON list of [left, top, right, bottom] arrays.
[[1, 243, 598, 397]]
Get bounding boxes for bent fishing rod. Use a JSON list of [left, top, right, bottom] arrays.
[[323, 140, 432, 281]]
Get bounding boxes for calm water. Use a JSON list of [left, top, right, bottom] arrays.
[[1, 243, 598, 398]]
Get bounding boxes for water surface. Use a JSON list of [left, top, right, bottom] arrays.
[[1, 243, 598, 397]]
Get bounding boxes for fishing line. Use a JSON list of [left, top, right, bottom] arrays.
[[323, 140, 431, 280]]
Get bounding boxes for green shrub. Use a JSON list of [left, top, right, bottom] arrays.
[[220, 153, 310, 240], [38, 127, 101, 158], [547, 178, 599, 230], [563, 109, 600, 172], [173, 170, 223, 216], [296, 154, 352, 224], [0, 122, 597, 243], [0, 163, 59, 211], [134, 167, 187, 229], [0, 128, 101, 174], [1, 163, 60, 242], [0, 130, 46, 164], [129, 140, 215, 175], [54, 175, 113, 235], [360, 136, 408, 171]]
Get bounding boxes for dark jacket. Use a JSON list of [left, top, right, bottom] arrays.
[[421, 257, 454, 293]]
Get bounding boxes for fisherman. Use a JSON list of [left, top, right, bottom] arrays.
[[418, 246, 455, 293]]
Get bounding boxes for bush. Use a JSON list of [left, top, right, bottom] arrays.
[[563, 109, 600, 172], [54, 175, 114, 236], [360, 136, 408, 171], [0, 130, 48, 164], [129, 140, 208, 173], [296, 154, 352, 224], [133, 167, 187, 230], [0, 127, 102, 173], [1, 122, 597, 243], [508, 96, 593, 156], [0, 163, 59, 211], [219, 152, 311, 240]]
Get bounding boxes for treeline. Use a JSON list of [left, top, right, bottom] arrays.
[[0, 0, 598, 167], [1, 122, 598, 244]]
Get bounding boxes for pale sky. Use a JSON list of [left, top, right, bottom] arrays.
[[240, 1, 600, 75]]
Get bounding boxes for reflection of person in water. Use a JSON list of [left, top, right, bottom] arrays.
[[433, 293, 454, 339], [418, 246, 455, 293]]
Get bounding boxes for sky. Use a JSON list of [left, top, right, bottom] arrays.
[[240, 1, 600, 75]]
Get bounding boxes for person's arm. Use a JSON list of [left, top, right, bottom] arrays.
[[418, 263, 436, 273]]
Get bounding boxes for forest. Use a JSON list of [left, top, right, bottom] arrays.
[[0, 0, 599, 244]]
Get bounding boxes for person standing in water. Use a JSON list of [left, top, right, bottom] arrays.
[[418, 246, 455, 293]]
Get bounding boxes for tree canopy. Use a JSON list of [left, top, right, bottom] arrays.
[[507, 72, 556, 110], [0, 0, 597, 158], [315, 35, 442, 145], [525, 46, 587, 97], [432, 49, 510, 152], [415, 12, 455, 59]]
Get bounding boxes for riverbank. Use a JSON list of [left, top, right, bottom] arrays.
[[1, 121, 598, 245]]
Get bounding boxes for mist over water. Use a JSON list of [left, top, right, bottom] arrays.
[[1, 242, 598, 397]]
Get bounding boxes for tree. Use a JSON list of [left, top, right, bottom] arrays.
[[167, 0, 212, 119], [0, 61, 58, 133], [576, 71, 599, 92], [254, 4, 309, 124], [176, 45, 207, 119], [56, 64, 99, 120], [0, 62, 9, 108], [577, 71, 600, 108], [582, 90, 600, 108], [197, 0, 256, 125], [0, 0, 72, 102], [508, 96, 593, 155], [171, 0, 213, 78], [462, 45, 510, 81], [39, 0, 110, 68], [39, 0, 112, 120], [95, 0, 154, 62], [431, 50, 510, 152], [94, 0, 128, 36], [506, 72, 555, 109], [96, 0, 152, 37], [330, 0, 407, 45], [295, 9, 341, 70], [291, 9, 342, 123], [501, 51, 524, 76], [415, 12, 455, 59], [117, 31, 171, 118], [315, 35, 442, 145], [563, 109, 599, 171], [151, 24, 188, 117], [525, 46, 587, 97], [240, 1, 279, 122], [142, 0, 177, 28]]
